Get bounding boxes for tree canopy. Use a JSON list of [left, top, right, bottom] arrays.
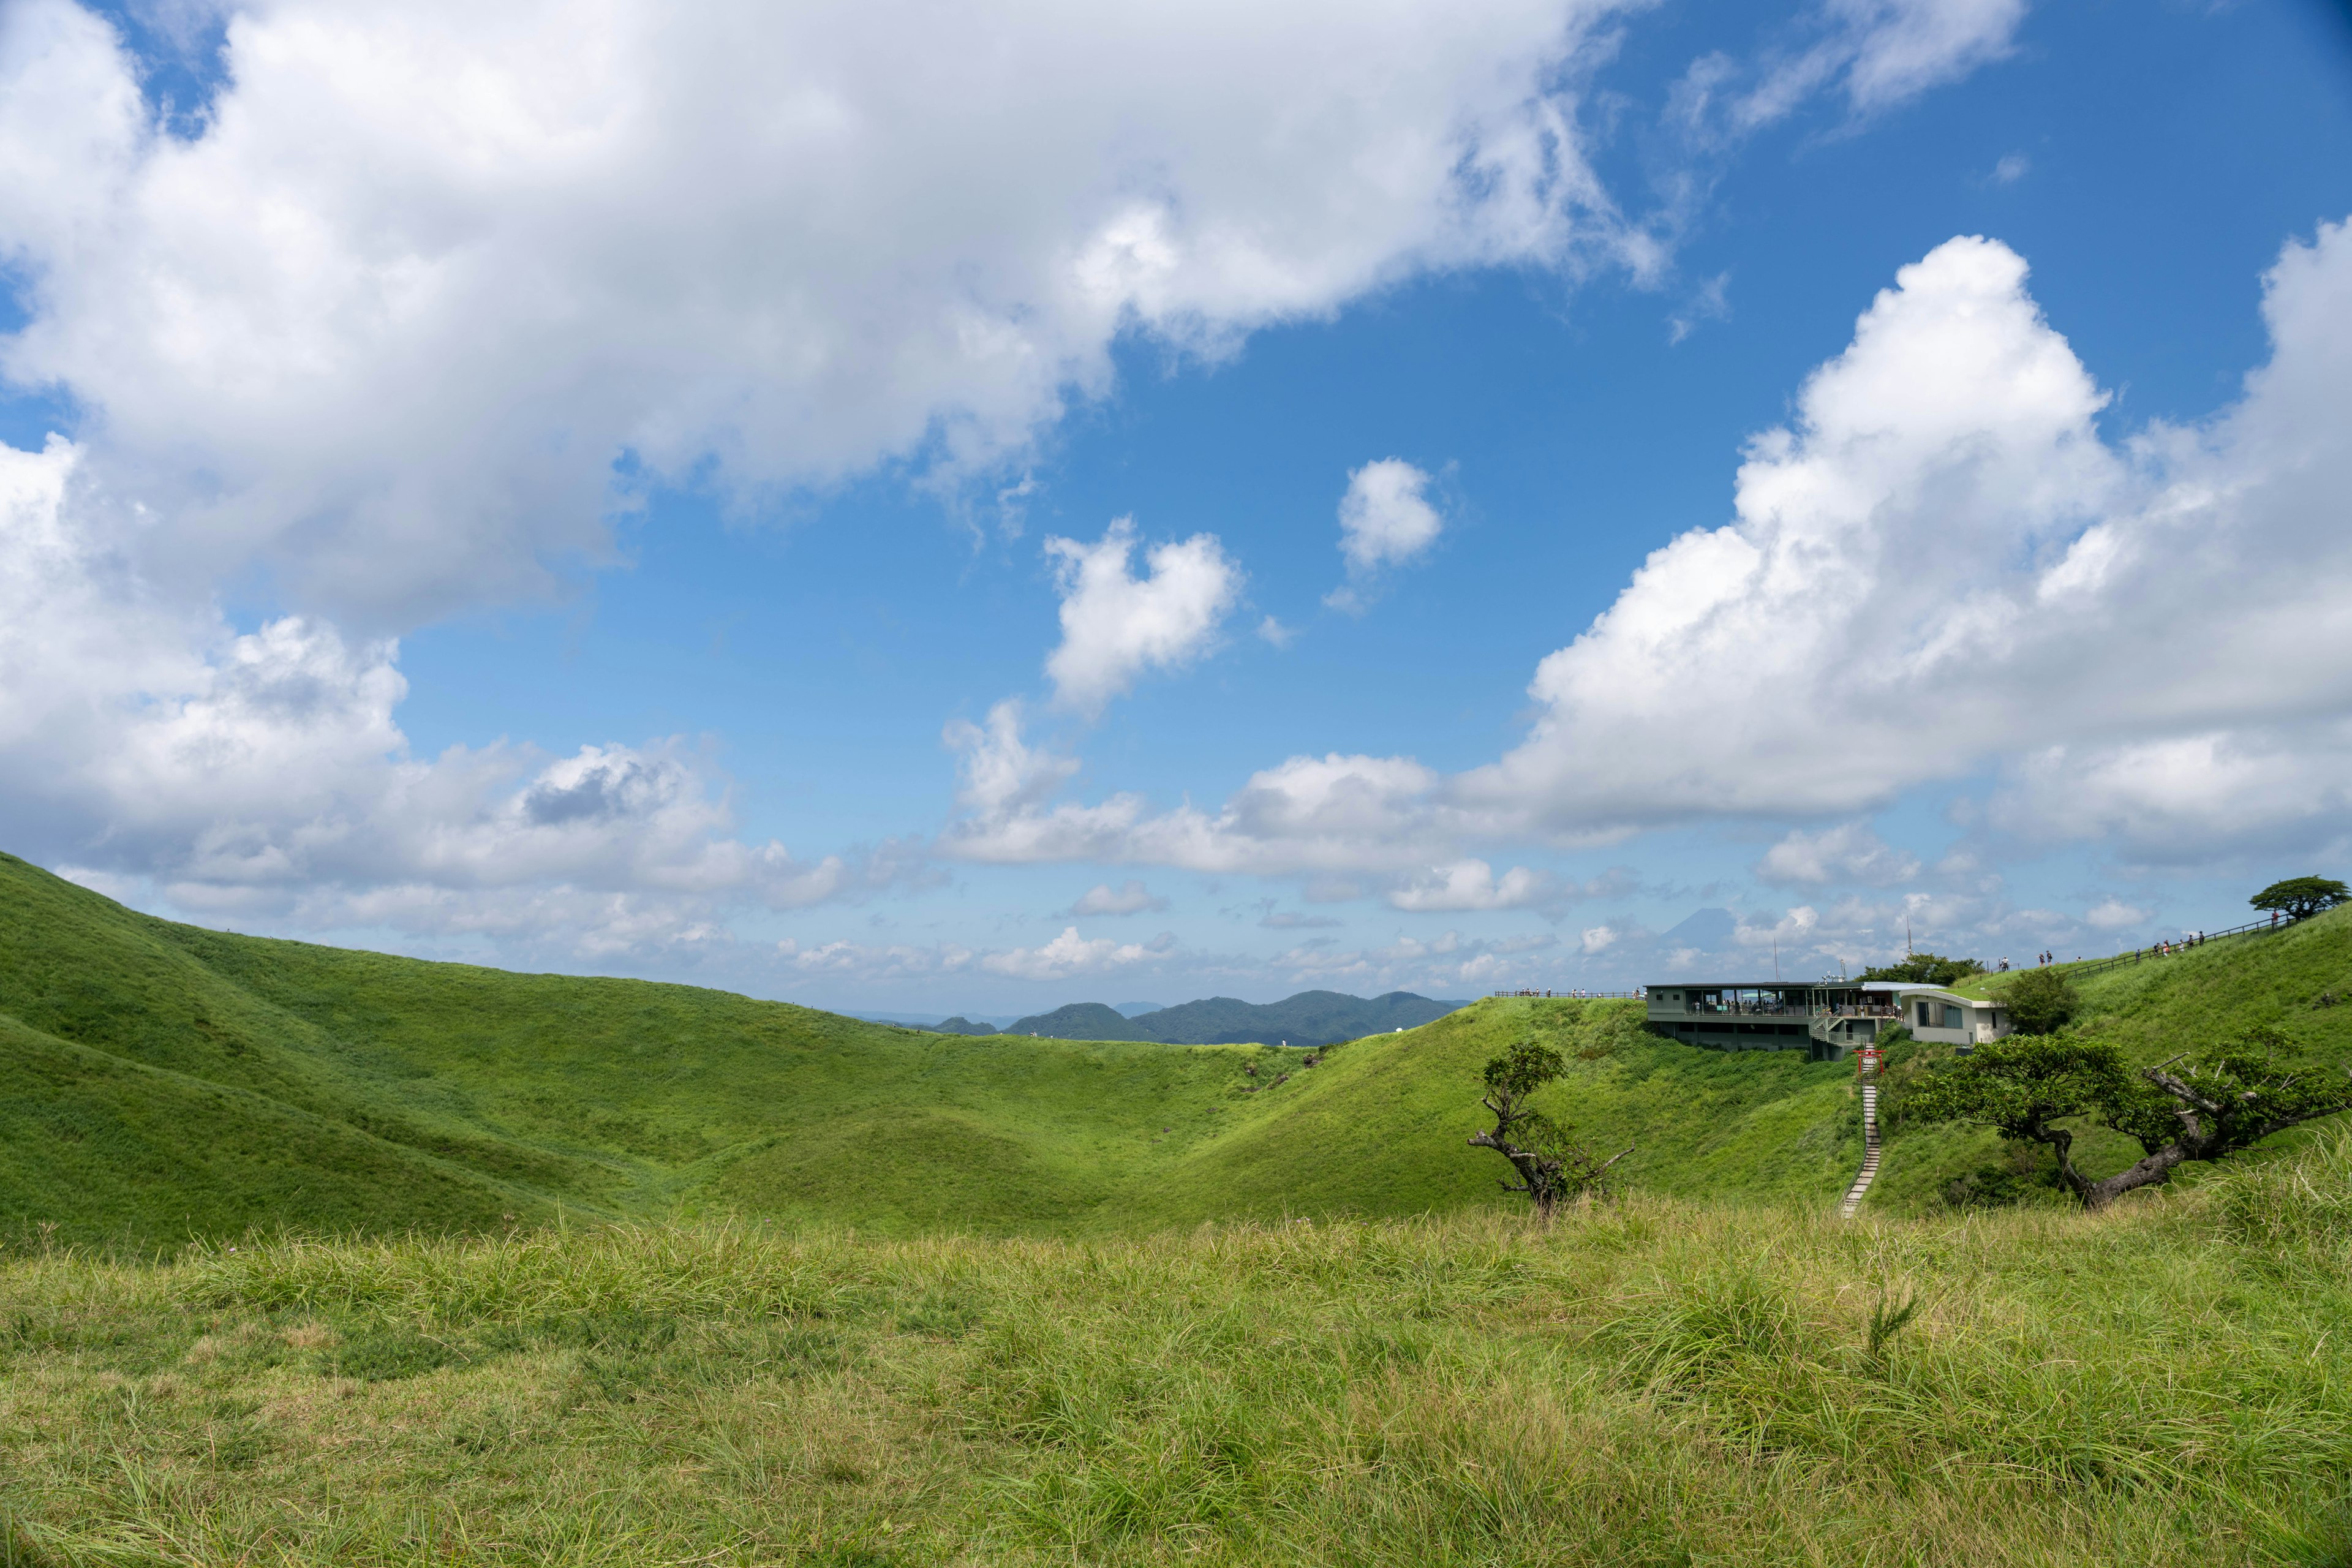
[[1466, 1038, 1629, 1216], [1856, 952, 1984, 986], [2250, 876, 2351, 922], [1994, 967, 2080, 1036], [1905, 1027, 2352, 1208]]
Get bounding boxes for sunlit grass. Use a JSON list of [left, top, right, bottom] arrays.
[[8, 1133, 2351, 1565]]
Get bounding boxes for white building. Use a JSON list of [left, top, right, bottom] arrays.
[[1643, 978, 2015, 1060], [1879, 982, 2011, 1047]]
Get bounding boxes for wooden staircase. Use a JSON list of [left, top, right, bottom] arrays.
[[1840, 1053, 1882, 1219]]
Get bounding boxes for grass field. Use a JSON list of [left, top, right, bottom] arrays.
[[8, 848, 2352, 1246], [10, 853, 2352, 1560], [1, 851, 1876, 1247], [5, 1131, 2350, 1565]]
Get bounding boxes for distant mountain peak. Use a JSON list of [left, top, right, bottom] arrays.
[[1002, 989, 1467, 1048]]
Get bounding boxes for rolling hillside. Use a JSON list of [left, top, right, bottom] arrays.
[[7, 845, 2351, 1246]]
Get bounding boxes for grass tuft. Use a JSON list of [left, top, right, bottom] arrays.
[[6, 1139, 2352, 1562]]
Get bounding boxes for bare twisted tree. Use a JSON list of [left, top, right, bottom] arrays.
[[1468, 1038, 1632, 1217]]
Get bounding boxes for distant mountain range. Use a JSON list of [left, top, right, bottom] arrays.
[[987, 989, 1469, 1048]]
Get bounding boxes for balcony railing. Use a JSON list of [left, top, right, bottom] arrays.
[[1675, 1001, 1901, 1018]]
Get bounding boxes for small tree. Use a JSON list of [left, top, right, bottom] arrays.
[[2250, 877, 2351, 922], [1907, 1027, 2352, 1210], [1858, 952, 1985, 986], [1467, 1038, 1631, 1217], [1904, 1035, 2126, 1205], [1996, 967, 2080, 1035]]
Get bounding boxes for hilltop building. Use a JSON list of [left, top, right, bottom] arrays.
[[1643, 981, 2015, 1061]]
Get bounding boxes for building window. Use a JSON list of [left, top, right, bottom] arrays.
[[1942, 1004, 1964, 1029]]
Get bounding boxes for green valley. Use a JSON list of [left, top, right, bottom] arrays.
[[10, 849, 2352, 1562], [9, 850, 2352, 1246]]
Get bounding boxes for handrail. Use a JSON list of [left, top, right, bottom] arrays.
[[2012, 913, 2299, 984], [1490, 989, 1645, 999], [1497, 911, 2309, 1003]]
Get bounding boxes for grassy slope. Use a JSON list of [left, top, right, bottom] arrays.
[[10, 841, 2351, 1244], [0, 1012, 531, 1241], [1869, 908, 2352, 1207], [0, 851, 1887, 1245], [1124, 997, 1862, 1227], [5, 1137, 2351, 1566], [0, 852, 1289, 1245]]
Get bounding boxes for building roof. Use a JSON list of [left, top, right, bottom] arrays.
[[1882, 984, 1999, 1004]]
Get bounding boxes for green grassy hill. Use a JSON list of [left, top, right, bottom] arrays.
[[1865, 913, 2352, 1207], [7, 1142, 2352, 1565], [0, 850, 1869, 1246], [8, 845, 2352, 1246]]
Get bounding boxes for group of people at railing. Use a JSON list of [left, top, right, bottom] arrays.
[[1496, 987, 1643, 999]]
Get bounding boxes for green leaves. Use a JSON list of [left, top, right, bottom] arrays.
[[1481, 1038, 1564, 1102], [1904, 1033, 2127, 1142], [1857, 952, 1985, 986], [2250, 876, 2351, 922], [1993, 967, 2081, 1036], [1909, 1025, 2352, 1208]]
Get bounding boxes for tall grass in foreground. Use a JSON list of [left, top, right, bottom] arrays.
[[7, 1137, 2352, 1566]]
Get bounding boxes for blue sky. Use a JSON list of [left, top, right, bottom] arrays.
[[2, 0, 2350, 1014]]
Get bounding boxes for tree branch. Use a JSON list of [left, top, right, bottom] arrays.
[[2146, 1067, 2224, 1117]]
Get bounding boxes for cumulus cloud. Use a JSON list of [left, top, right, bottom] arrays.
[[1386, 859, 1558, 911], [1327, 458, 1444, 611], [1755, 822, 1923, 886], [942, 711, 1490, 873], [1468, 221, 2352, 859], [783, 923, 1174, 990], [1043, 519, 1240, 715], [1066, 879, 1169, 916], [0, 0, 1657, 624], [0, 439, 889, 952], [943, 220, 2352, 876], [2084, 897, 2149, 932], [982, 925, 1174, 981]]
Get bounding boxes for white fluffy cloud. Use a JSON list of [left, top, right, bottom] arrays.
[[982, 925, 1172, 981], [0, 0, 1654, 624], [944, 219, 2352, 876], [782, 924, 1170, 985], [1328, 458, 1444, 611], [1386, 859, 1557, 911], [0, 438, 886, 951], [2084, 898, 2149, 932], [1755, 822, 1923, 886], [1044, 520, 1241, 715], [943, 713, 1489, 873], [1066, 879, 1170, 917], [1468, 221, 2352, 858]]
